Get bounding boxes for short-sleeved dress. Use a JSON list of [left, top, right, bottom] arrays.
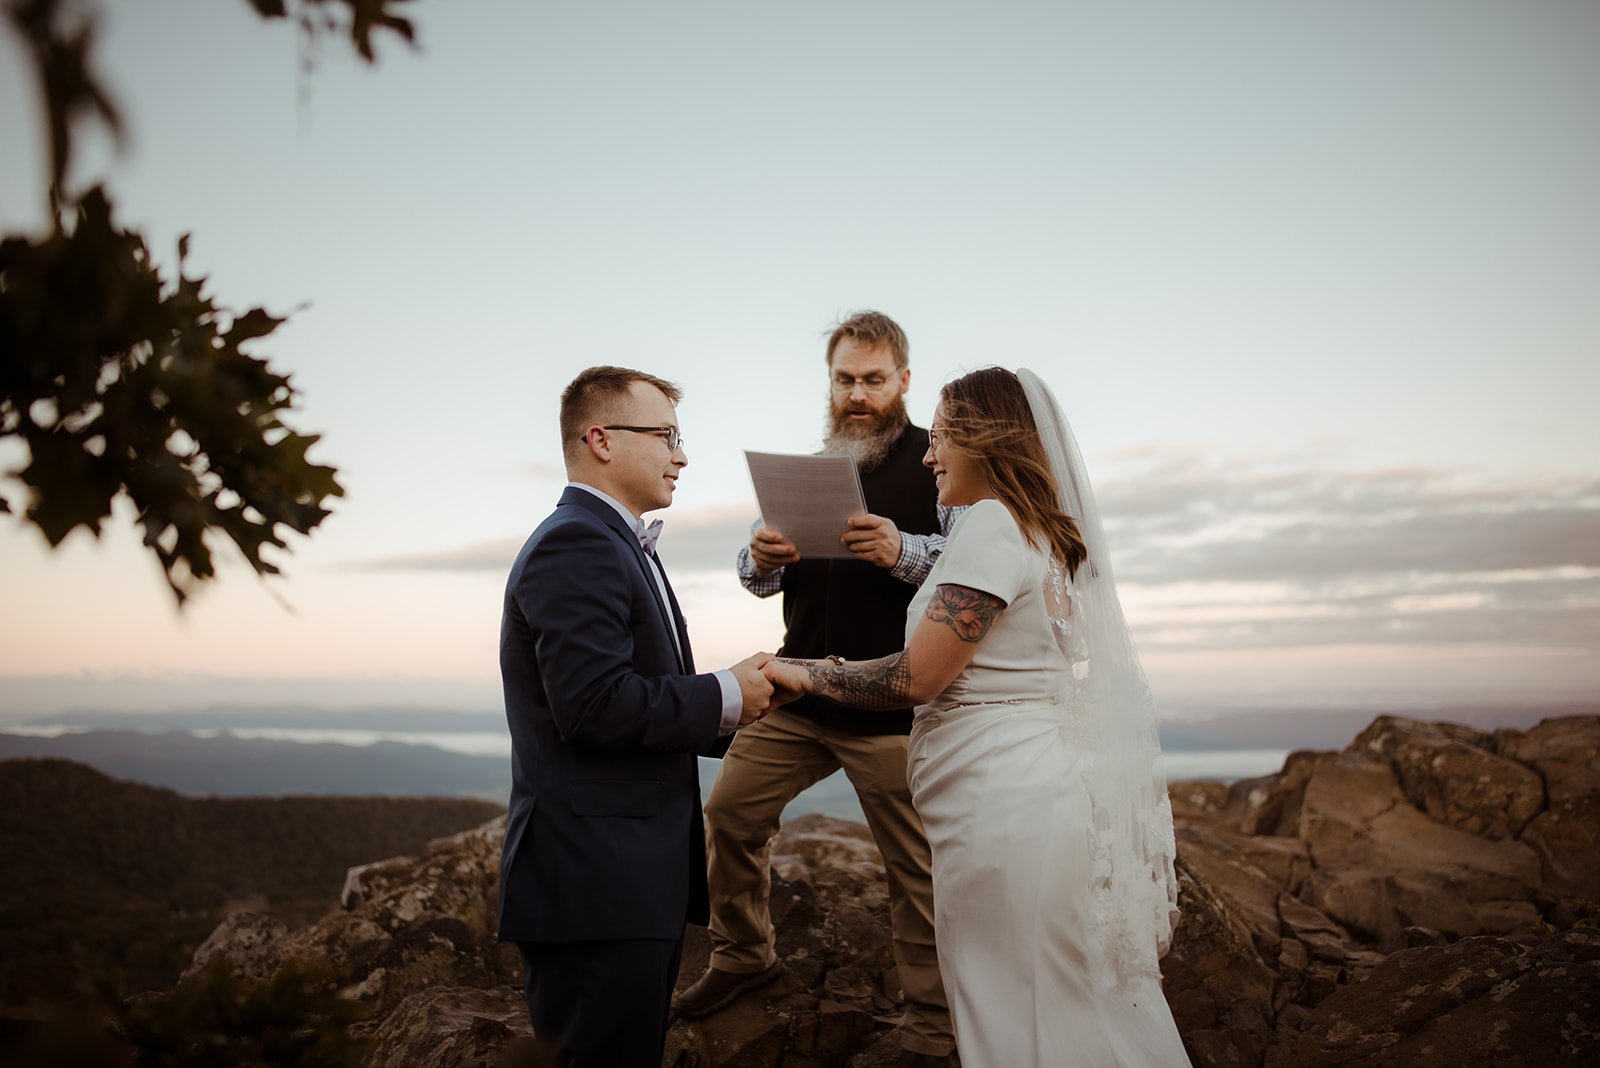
[[905, 499, 1189, 1067]]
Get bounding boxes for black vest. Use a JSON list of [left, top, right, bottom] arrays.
[[778, 424, 940, 735]]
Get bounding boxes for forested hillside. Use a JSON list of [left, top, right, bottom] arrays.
[[0, 759, 503, 1003]]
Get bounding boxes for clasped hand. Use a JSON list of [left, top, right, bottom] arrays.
[[761, 658, 809, 707], [728, 652, 803, 724], [728, 653, 812, 725]]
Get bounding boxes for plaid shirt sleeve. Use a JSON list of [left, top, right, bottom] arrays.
[[887, 503, 964, 586], [736, 519, 784, 598]]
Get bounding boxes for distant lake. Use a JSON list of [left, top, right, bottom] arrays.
[[12, 703, 1579, 821], [1, 725, 1289, 780], [5, 724, 514, 757], [1, 723, 1289, 825]]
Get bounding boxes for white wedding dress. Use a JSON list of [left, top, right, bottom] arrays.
[[904, 499, 1190, 1067]]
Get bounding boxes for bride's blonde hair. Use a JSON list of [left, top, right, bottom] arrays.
[[938, 367, 1088, 578]]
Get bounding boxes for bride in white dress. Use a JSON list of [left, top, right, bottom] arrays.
[[766, 367, 1190, 1067]]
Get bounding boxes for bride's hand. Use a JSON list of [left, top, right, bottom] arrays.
[[762, 658, 810, 707]]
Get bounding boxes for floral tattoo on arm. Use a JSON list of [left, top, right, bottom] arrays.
[[777, 651, 913, 710], [926, 583, 1005, 642], [772, 584, 1004, 710]]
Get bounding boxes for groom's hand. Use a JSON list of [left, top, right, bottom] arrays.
[[730, 652, 776, 724], [841, 513, 902, 569]]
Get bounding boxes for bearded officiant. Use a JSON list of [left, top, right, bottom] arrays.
[[673, 311, 958, 1068]]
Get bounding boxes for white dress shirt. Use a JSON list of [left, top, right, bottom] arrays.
[[569, 483, 744, 734]]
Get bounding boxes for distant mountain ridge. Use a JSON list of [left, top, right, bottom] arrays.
[[0, 728, 874, 819], [1155, 702, 1584, 750], [22, 705, 506, 733], [4, 704, 1586, 812], [18, 700, 1588, 748], [0, 728, 511, 800]]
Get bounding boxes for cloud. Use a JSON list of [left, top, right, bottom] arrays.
[[1104, 465, 1600, 583], [354, 538, 524, 573], [353, 501, 760, 574], [516, 461, 568, 482], [1130, 585, 1600, 651], [356, 456, 1600, 658], [1102, 459, 1600, 652], [652, 504, 762, 571], [1116, 503, 1600, 583]]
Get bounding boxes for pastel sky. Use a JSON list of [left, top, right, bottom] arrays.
[[2, 0, 1596, 722]]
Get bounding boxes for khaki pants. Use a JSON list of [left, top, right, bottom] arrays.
[[704, 707, 953, 1057]]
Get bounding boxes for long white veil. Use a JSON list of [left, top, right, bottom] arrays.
[[1019, 367, 1179, 989]]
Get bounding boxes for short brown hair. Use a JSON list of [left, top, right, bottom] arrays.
[[825, 310, 909, 369], [938, 367, 1088, 578], [560, 365, 682, 459]]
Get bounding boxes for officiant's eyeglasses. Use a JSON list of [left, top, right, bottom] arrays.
[[831, 373, 895, 393], [598, 425, 685, 452]]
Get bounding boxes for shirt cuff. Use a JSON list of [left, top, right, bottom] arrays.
[[889, 531, 935, 586], [736, 545, 784, 597], [714, 669, 744, 734]]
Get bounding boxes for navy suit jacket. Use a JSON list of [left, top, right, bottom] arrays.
[[498, 486, 731, 943]]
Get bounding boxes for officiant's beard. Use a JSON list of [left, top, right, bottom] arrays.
[[822, 393, 910, 473]]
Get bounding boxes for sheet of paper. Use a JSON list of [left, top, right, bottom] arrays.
[[744, 450, 867, 559]]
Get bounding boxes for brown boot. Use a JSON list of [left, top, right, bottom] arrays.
[[671, 962, 783, 1018]]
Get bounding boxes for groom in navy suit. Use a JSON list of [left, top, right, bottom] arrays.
[[499, 365, 777, 1066]]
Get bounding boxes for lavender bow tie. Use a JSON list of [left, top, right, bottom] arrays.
[[637, 517, 664, 555]]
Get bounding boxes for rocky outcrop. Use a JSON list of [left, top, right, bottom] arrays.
[[1296, 749, 1544, 944], [1173, 714, 1599, 1066], [1267, 929, 1600, 1066], [364, 986, 541, 1068], [185, 818, 520, 1019], [1357, 719, 1544, 839], [182, 812, 916, 1066], [1159, 856, 1280, 1067], [1497, 716, 1600, 905], [168, 715, 1599, 1067]]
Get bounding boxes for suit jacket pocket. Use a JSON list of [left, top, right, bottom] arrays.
[[570, 779, 663, 818]]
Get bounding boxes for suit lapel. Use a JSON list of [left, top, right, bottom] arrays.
[[560, 487, 686, 673], [654, 563, 695, 674]]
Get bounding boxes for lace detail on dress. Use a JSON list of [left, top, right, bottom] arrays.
[[1045, 559, 1093, 743], [1045, 558, 1091, 690], [1044, 554, 1174, 992], [1085, 792, 1177, 990], [1080, 688, 1174, 992], [1044, 557, 1081, 661]]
